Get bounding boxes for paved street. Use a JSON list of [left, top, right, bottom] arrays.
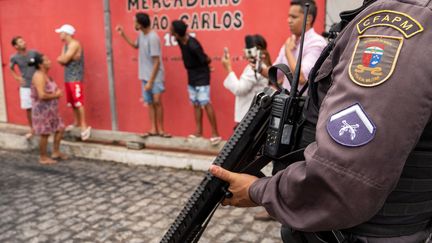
[[0, 149, 282, 243]]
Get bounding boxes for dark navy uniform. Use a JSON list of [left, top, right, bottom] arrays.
[[249, 0, 432, 242]]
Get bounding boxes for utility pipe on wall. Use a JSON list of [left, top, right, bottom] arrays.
[[103, 0, 119, 131]]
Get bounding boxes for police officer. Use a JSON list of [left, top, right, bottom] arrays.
[[210, 0, 432, 242]]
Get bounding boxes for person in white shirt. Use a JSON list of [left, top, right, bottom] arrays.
[[221, 35, 272, 124]]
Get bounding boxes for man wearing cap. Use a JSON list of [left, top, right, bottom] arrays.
[[56, 24, 91, 141]]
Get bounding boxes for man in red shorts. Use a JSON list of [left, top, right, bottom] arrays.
[[56, 24, 91, 140]]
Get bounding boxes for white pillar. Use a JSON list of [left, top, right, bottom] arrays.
[[0, 45, 8, 122]]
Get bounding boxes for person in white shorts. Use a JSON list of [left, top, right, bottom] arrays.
[[9, 36, 38, 139]]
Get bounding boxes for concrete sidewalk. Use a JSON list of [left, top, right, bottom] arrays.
[[0, 123, 219, 171]]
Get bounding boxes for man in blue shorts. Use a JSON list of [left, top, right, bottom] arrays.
[[170, 20, 221, 145], [116, 13, 170, 138]]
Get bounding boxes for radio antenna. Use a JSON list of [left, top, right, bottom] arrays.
[[290, 3, 310, 96]]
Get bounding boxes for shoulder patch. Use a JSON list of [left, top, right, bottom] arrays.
[[349, 35, 403, 87], [357, 10, 424, 38], [327, 103, 376, 147]]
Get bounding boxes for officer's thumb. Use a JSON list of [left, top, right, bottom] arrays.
[[210, 165, 233, 183]]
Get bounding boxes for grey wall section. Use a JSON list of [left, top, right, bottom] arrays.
[[0, 46, 8, 122], [325, 0, 363, 31], [103, 0, 118, 131]]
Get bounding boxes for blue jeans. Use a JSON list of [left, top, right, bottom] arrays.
[[141, 80, 165, 104], [187, 85, 210, 106]]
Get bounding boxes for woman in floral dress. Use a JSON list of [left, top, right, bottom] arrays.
[[29, 53, 67, 164]]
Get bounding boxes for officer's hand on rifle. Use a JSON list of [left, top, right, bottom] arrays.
[[209, 165, 259, 207]]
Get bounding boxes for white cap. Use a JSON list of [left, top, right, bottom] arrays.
[[55, 24, 76, 35]]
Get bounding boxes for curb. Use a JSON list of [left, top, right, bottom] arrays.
[[0, 124, 215, 171]]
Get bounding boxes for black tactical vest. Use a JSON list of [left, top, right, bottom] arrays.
[[306, 0, 432, 237], [346, 123, 432, 237]]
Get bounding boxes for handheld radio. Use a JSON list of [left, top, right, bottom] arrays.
[[265, 3, 311, 159]]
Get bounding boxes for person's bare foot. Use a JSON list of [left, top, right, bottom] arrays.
[[24, 132, 33, 140], [39, 157, 57, 165], [51, 152, 68, 160], [25, 128, 35, 140]]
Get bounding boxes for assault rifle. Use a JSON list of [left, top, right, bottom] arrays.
[[160, 4, 311, 243], [160, 86, 279, 243]]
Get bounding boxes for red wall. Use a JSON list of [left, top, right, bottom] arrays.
[[0, 0, 112, 130], [0, 0, 325, 139]]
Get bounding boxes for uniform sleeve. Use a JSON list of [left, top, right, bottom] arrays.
[[149, 33, 161, 57], [223, 66, 257, 96], [249, 1, 432, 232]]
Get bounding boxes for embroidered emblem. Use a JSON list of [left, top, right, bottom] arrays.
[[339, 120, 360, 141], [327, 104, 376, 147], [357, 10, 424, 38], [349, 35, 403, 87]]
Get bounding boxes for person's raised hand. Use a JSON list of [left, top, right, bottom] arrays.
[[209, 165, 258, 207], [115, 25, 124, 35], [285, 35, 297, 52], [221, 49, 232, 73]]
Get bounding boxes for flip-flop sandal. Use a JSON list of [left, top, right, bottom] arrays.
[[188, 134, 201, 139], [210, 136, 222, 145], [141, 132, 158, 138], [158, 133, 172, 138], [81, 127, 92, 141]]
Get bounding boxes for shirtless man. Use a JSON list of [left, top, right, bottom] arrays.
[[56, 24, 91, 141]]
